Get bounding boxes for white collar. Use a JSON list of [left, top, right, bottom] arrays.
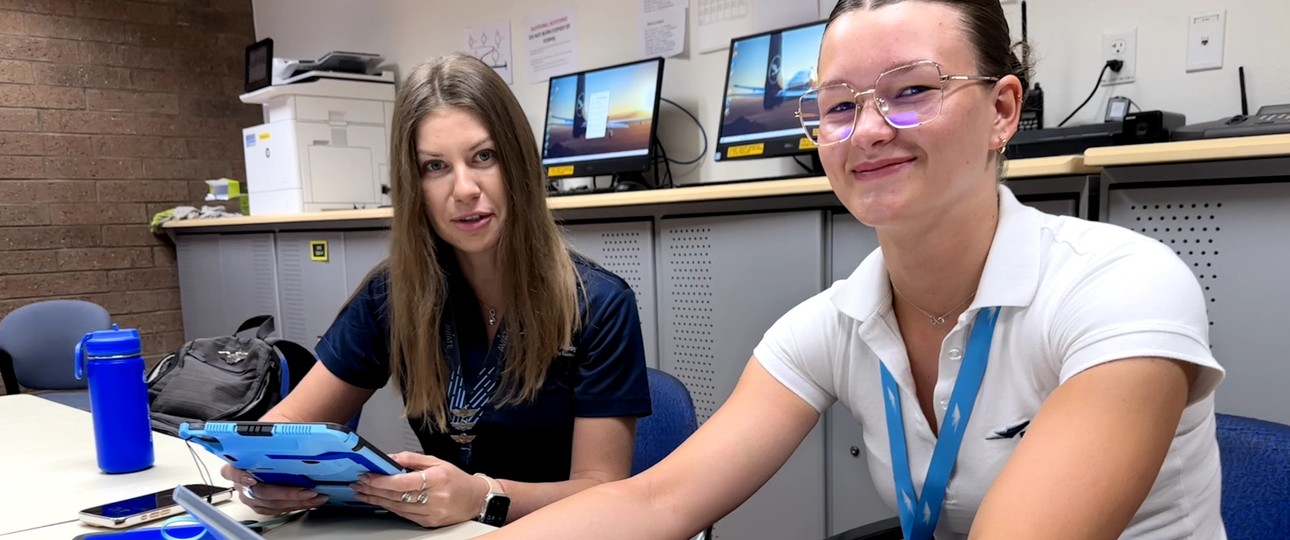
[[830, 184, 1042, 323]]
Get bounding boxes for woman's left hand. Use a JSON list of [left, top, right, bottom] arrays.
[[353, 452, 489, 528]]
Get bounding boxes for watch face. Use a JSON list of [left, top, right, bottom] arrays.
[[481, 496, 510, 527]]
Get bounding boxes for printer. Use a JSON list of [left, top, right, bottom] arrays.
[[240, 51, 395, 215]]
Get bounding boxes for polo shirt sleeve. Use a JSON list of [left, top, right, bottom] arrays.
[[315, 271, 392, 390], [573, 284, 652, 418], [753, 289, 841, 413], [1051, 239, 1224, 405]]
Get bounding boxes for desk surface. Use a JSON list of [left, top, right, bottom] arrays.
[[0, 394, 493, 539], [1083, 133, 1290, 166], [160, 155, 1092, 231]]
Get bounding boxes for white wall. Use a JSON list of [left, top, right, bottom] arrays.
[[254, 0, 1290, 185]]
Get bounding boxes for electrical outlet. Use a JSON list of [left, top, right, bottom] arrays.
[[1101, 28, 1137, 86]]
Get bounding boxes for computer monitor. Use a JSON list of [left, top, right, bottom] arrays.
[[541, 57, 664, 182], [714, 21, 826, 166]]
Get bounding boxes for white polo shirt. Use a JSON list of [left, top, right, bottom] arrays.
[[754, 185, 1226, 539]]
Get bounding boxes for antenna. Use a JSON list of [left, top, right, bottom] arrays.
[[1238, 66, 1249, 117], [1020, 1, 1030, 90]]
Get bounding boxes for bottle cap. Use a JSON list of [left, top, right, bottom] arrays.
[[82, 324, 142, 358]]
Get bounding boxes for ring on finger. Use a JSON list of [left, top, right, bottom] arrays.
[[416, 490, 428, 505], [242, 486, 255, 500], [418, 469, 428, 491], [400, 491, 415, 503]]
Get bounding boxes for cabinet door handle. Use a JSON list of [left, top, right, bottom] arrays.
[[849, 446, 860, 457]]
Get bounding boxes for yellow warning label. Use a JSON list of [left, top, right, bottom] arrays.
[[799, 137, 817, 150], [727, 143, 765, 158], [309, 241, 329, 262], [547, 165, 575, 177], [258, 132, 270, 140]]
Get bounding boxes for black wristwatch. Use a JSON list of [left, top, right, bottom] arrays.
[[474, 473, 510, 526]]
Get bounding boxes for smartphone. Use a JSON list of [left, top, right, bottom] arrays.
[[78, 484, 234, 529]]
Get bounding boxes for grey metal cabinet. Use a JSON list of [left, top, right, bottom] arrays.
[[176, 233, 280, 341], [563, 221, 659, 369], [657, 211, 827, 540], [1102, 160, 1290, 424]]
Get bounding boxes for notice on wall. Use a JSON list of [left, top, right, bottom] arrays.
[[464, 20, 513, 84], [639, 0, 686, 58], [526, 6, 578, 83]]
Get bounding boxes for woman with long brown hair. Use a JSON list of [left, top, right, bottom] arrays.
[[219, 54, 651, 528]]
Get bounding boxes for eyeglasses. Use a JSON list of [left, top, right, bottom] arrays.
[[796, 60, 999, 147]]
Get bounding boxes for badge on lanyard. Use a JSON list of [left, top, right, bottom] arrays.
[[881, 307, 999, 540], [442, 305, 507, 466]]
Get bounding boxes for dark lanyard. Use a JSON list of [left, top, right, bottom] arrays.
[[880, 307, 999, 540], [441, 303, 507, 465]]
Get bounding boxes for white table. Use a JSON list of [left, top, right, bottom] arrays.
[[0, 394, 494, 539]]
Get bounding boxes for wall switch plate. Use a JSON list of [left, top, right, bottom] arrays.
[[1102, 28, 1137, 86], [1187, 11, 1225, 72]]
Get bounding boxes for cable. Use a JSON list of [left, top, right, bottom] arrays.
[[185, 440, 214, 488], [792, 156, 814, 173], [1057, 62, 1115, 128], [1127, 97, 1141, 112], [658, 97, 707, 165]]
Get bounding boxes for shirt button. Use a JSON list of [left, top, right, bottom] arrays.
[[947, 348, 963, 361], [939, 399, 948, 409]]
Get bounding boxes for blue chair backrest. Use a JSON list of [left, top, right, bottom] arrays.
[[1216, 413, 1290, 539], [632, 368, 699, 475], [0, 300, 111, 390]]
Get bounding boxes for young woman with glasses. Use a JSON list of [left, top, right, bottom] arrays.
[[484, 1, 1225, 538]]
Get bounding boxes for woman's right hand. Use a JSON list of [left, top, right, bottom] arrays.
[[220, 463, 329, 514]]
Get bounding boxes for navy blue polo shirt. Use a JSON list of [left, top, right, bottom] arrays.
[[316, 255, 651, 483]]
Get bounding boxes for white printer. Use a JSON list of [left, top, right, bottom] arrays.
[[239, 55, 395, 215]]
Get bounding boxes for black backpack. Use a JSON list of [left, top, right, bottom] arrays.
[[146, 315, 316, 436]]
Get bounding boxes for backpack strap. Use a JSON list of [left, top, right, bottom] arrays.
[[235, 315, 276, 341], [265, 337, 317, 395]]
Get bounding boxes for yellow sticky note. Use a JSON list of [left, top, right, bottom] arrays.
[[547, 165, 574, 177], [727, 143, 765, 158]]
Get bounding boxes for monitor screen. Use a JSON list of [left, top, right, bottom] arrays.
[[715, 21, 826, 162], [541, 57, 664, 179]]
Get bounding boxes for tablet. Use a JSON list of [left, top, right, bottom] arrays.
[[178, 421, 407, 507]]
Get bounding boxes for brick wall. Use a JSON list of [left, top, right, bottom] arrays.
[[0, 0, 261, 386]]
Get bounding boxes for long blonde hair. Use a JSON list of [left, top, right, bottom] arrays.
[[385, 54, 579, 430]]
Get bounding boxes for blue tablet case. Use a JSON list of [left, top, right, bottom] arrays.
[[178, 421, 406, 507]]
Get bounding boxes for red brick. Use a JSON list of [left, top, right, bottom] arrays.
[[152, 244, 173, 265], [84, 287, 179, 314], [95, 179, 188, 202], [0, 180, 95, 202], [107, 266, 176, 290], [171, 47, 239, 76], [0, 35, 79, 63], [0, 270, 111, 299], [0, 10, 23, 33], [0, 59, 32, 83], [78, 41, 171, 70], [43, 134, 93, 156], [117, 308, 183, 333], [142, 158, 230, 179], [23, 14, 171, 47], [175, 7, 249, 34], [129, 69, 230, 96], [0, 0, 77, 15], [0, 83, 84, 108], [102, 223, 165, 245], [0, 203, 49, 225], [57, 246, 152, 270], [0, 156, 44, 178], [93, 135, 185, 159], [141, 329, 183, 359], [87, 89, 178, 114], [136, 113, 240, 139], [34, 63, 131, 88], [178, 94, 250, 118], [76, 0, 175, 25], [184, 138, 241, 160], [49, 202, 146, 224], [0, 108, 38, 131], [46, 157, 142, 179], [40, 110, 135, 134], [0, 250, 57, 274], [0, 132, 42, 155], [0, 225, 99, 249], [210, 0, 247, 13]]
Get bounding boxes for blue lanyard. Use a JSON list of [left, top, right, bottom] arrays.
[[880, 307, 999, 540]]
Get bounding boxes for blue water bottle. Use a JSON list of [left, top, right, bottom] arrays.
[[74, 325, 155, 474]]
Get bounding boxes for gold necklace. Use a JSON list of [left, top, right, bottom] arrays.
[[891, 284, 976, 326]]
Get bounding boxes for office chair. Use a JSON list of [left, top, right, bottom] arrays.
[[0, 299, 112, 411], [633, 368, 709, 540], [1216, 413, 1290, 540]]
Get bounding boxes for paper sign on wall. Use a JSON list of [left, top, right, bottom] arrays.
[[639, 0, 686, 58], [526, 6, 578, 83], [465, 20, 513, 84]]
